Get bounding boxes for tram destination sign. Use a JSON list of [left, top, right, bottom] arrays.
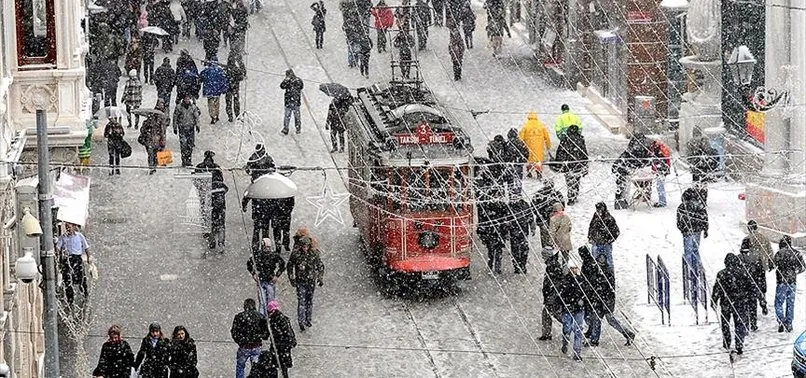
[[395, 122, 455, 145]]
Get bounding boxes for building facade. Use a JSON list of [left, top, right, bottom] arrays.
[[1, 0, 91, 376]]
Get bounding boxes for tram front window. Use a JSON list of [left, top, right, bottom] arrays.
[[404, 167, 454, 212]]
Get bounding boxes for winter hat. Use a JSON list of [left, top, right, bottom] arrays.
[[561, 104, 570, 112], [552, 202, 563, 212], [595, 202, 607, 212], [739, 238, 751, 254], [204, 150, 215, 159], [747, 220, 758, 230], [261, 238, 273, 250], [527, 112, 538, 120], [267, 300, 280, 313], [128, 69, 138, 77], [541, 246, 557, 261], [779, 235, 792, 249], [149, 323, 161, 332]]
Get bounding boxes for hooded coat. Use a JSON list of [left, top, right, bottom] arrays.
[[153, 61, 176, 96], [504, 128, 529, 164], [518, 112, 552, 164], [587, 203, 620, 245], [531, 185, 565, 226], [287, 241, 325, 285], [742, 228, 774, 272], [245, 146, 276, 181], [676, 188, 709, 234], [93, 339, 135, 378], [738, 239, 766, 295], [542, 249, 566, 314], [173, 101, 201, 148], [168, 327, 198, 378], [712, 253, 753, 311]]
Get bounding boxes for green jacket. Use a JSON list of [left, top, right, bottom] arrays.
[[78, 121, 96, 158], [554, 111, 583, 139]]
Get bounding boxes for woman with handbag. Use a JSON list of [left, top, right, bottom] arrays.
[[104, 116, 126, 176], [169, 326, 199, 378]]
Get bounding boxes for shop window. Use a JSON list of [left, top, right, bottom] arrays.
[[15, 0, 57, 66]]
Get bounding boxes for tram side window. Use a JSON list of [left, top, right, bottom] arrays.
[[406, 168, 429, 212]]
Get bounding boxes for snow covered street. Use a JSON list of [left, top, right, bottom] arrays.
[[70, 0, 805, 377]]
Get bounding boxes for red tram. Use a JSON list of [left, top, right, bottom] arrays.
[[345, 82, 475, 282]]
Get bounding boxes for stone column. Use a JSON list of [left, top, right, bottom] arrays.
[[762, 0, 790, 175], [789, 4, 806, 174]]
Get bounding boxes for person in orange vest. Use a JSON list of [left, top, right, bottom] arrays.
[[518, 112, 552, 179]]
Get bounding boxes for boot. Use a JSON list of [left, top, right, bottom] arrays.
[[561, 339, 568, 354], [538, 335, 552, 341]]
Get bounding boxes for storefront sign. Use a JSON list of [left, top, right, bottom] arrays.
[[746, 110, 765, 144]]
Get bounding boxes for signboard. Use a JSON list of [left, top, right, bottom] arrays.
[[52, 172, 91, 227], [746, 110, 765, 144], [627, 11, 653, 23], [395, 122, 454, 145]]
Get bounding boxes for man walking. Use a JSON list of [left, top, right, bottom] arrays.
[[507, 191, 534, 274], [280, 69, 304, 135], [553, 125, 588, 205], [773, 236, 805, 333], [676, 187, 709, 296], [560, 262, 587, 361], [587, 202, 620, 271], [56, 222, 92, 304], [448, 26, 465, 81], [225, 54, 245, 122], [538, 246, 565, 341], [230, 298, 270, 378], [712, 253, 752, 353], [267, 301, 297, 378], [287, 236, 325, 331], [200, 58, 229, 125], [172, 94, 201, 167], [531, 181, 565, 248], [325, 99, 348, 152]]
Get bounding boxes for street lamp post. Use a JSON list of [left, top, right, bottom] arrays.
[[660, 0, 689, 133]]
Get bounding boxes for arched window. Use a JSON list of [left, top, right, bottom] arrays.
[[15, 0, 57, 66]]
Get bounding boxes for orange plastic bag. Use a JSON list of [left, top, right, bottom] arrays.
[[156, 149, 173, 166]]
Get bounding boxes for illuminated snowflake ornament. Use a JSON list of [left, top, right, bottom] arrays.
[[224, 111, 266, 165]]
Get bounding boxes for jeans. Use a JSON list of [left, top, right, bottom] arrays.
[[256, 280, 277, 316], [655, 176, 667, 206], [296, 283, 315, 327], [587, 312, 631, 343], [180, 140, 194, 166], [485, 242, 502, 272], [683, 232, 702, 303], [125, 104, 141, 128], [235, 346, 262, 378], [591, 244, 614, 271], [774, 283, 796, 327], [108, 148, 121, 173], [283, 106, 301, 132], [561, 311, 585, 357]]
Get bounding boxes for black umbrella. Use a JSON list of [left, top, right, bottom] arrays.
[[319, 83, 351, 100]]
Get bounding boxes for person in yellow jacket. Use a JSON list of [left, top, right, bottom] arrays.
[[518, 112, 552, 179], [554, 104, 583, 140]]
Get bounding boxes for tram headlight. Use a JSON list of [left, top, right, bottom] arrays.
[[418, 230, 439, 250]]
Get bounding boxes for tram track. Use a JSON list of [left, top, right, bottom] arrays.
[[257, 2, 504, 376]]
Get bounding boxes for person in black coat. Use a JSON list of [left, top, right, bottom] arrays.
[[168, 326, 199, 378], [311, 1, 327, 49], [504, 128, 529, 181], [242, 195, 275, 253], [539, 246, 565, 340], [686, 126, 719, 205], [134, 323, 171, 378], [559, 263, 587, 361], [325, 99, 349, 152], [357, 33, 373, 77], [772, 235, 805, 333], [475, 169, 507, 274], [232, 298, 271, 378], [507, 192, 535, 274], [414, 0, 431, 50], [531, 181, 565, 248], [460, 0, 475, 48], [280, 69, 304, 135], [103, 59, 121, 107], [153, 57, 176, 107], [248, 238, 287, 315], [248, 350, 280, 378], [579, 246, 634, 346], [712, 253, 752, 353], [141, 33, 159, 84], [267, 301, 297, 378], [553, 125, 588, 205], [587, 202, 619, 271], [93, 325, 135, 378], [245, 144, 276, 182], [202, 26, 221, 61], [209, 179, 229, 254], [737, 238, 766, 332], [677, 187, 709, 272]]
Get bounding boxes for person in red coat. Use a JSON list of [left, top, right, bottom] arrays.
[[371, 0, 394, 52]]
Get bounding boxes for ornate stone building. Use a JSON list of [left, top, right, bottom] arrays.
[[1, 0, 91, 376]]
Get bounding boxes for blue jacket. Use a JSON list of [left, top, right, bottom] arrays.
[[200, 65, 229, 97]]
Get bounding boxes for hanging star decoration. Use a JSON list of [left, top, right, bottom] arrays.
[[307, 185, 350, 227]]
